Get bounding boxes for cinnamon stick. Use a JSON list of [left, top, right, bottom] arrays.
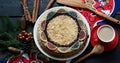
[[34, 0, 40, 23], [27, 9, 32, 21], [21, 0, 32, 21], [32, 0, 37, 23], [21, 0, 28, 20], [21, 0, 41, 22], [25, 0, 32, 21], [8, 47, 21, 53], [45, 0, 54, 10], [32, 0, 40, 23]]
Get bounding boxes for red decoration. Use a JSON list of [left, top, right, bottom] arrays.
[[18, 30, 33, 42], [90, 24, 119, 51]]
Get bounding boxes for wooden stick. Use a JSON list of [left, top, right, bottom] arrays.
[[21, 0, 32, 21], [75, 52, 93, 63], [32, 0, 37, 23], [75, 45, 104, 63], [25, 0, 32, 21], [21, 0, 28, 21], [8, 47, 21, 53], [27, 9, 32, 21], [85, 5, 120, 25], [45, 0, 54, 10], [25, 11, 29, 21], [32, 0, 40, 23], [34, 0, 40, 23]]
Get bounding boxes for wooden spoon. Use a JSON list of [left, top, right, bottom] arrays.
[[57, 0, 120, 25], [75, 45, 104, 63]]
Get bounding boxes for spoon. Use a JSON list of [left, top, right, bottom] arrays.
[[75, 45, 104, 63], [56, 0, 120, 25]]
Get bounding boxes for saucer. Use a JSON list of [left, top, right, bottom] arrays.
[[90, 24, 118, 52]]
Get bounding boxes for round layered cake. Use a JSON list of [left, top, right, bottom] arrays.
[[34, 7, 90, 60], [38, 9, 87, 55]]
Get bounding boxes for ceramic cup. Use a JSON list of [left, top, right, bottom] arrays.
[[97, 24, 115, 43]]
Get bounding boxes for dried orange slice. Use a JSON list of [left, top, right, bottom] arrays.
[[41, 20, 46, 31], [40, 31, 47, 42], [57, 47, 71, 53], [79, 30, 86, 41], [71, 41, 80, 50], [46, 42, 57, 50]]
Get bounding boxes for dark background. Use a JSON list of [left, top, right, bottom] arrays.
[[0, 0, 120, 63]]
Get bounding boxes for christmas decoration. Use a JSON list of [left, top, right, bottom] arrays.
[[0, 17, 34, 59], [21, 0, 40, 23], [0, 16, 67, 63], [0, 17, 22, 52], [17, 30, 33, 53]]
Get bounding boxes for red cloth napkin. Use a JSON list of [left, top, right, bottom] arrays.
[[74, 0, 117, 28]]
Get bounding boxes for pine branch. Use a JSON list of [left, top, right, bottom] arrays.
[[0, 32, 13, 41], [0, 17, 8, 33], [0, 39, 21, 52], [0, 40, 8, 51], [14, 19, 22, 32]]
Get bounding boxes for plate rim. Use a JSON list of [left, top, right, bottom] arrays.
[[33, 6, 91, 61]]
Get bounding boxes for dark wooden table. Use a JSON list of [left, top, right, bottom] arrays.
[[0, 0, 120, 63]]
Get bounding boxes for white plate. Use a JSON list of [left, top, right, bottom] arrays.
[[33, 6, 91, 61]]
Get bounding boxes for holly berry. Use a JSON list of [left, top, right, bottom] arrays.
[[18, 30, 33, 42], [17, 30, 34, 53]]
